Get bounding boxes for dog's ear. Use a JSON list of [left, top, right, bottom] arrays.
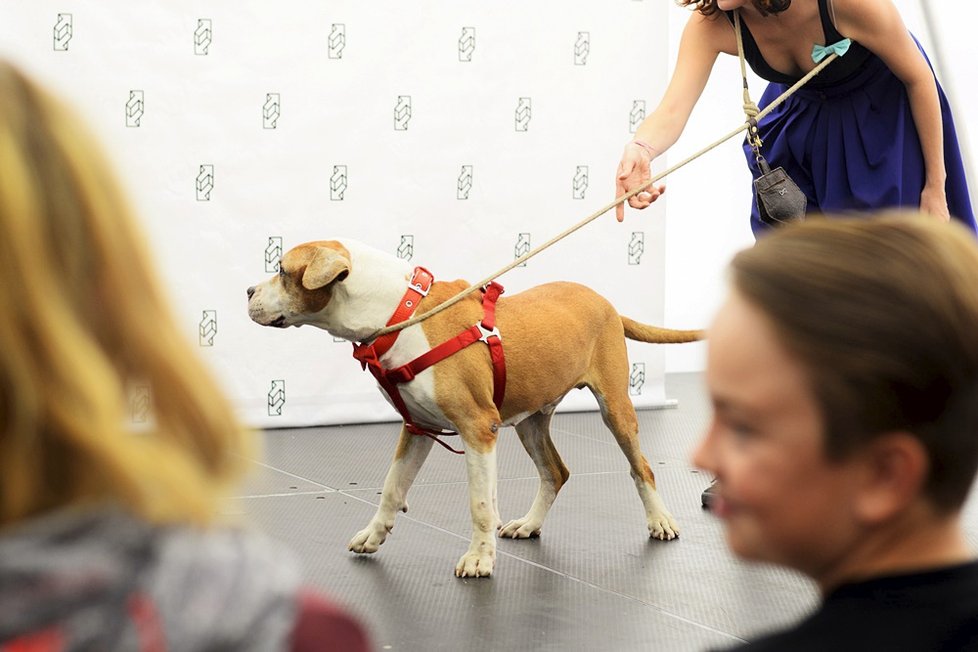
[[301, 247, 351, 290]]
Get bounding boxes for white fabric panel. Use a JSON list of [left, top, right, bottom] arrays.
[[911, 0, 978, 197], [0, 1, 673, 428]]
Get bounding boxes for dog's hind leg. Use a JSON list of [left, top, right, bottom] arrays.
[[590, 381, 679, 541], [499, 411, 570, 539], [348, 425, 434, 554]]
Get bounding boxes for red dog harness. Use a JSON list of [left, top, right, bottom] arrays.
[[352, 267, 506, 454]]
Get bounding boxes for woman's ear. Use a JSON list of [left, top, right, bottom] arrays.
[[851, 432, 929, 524]]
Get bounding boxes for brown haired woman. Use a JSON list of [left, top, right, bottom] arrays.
[[615, 0, 975, 234], [696, 214, 978, 649]]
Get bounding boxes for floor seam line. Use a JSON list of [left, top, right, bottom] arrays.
[[336, 489, 745, 644], [234, 490, 335, 499], [249, 460, 338, 491]]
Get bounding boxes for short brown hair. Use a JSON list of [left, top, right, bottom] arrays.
[[730, 214, 978, 512], [678, 0, 792, 17]]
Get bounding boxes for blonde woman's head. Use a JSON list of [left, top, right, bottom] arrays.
[[0, 61, 252, 527]]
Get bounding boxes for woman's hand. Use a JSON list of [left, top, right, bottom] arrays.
[[615, 141, 666, 222], [920, 184, 951, 223]]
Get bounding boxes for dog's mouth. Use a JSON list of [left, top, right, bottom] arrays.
[[269, 315, 288, 328]]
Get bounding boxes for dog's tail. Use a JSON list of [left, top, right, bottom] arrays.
[[620, 316, 705, 344]]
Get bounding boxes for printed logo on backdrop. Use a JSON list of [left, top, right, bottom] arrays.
[[630, 100, 646, 133], [515, 98, 532, 132], [515, 233, 531, 267], [328, 24, 346, 59], [263, 93, 280, 129], [458, 27, 475, 62], [268, 380, 286, 416], [130, 385, 151, 424], [53, 14, 73, 51], [628, 232, 645, 265], [630, 363, 645, 396], [457, 165, 473, 200], [196, 165, 214, 201], [330, 165, 347, 200], [397, 235, 414, 261], [572, 166, 588, 200], [574, 32, 589, 65], [394, 96, 412, 131], [126, 91, 144, 128], [195, 19, 212, 55], [265, 237, 283, 273], [199, 310, 217, 347]]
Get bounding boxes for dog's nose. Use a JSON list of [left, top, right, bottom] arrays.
[[247, 286, 255, 299]]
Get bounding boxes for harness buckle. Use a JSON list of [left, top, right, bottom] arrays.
[[387, 366, 416, 384], [409, 267, 433, 297], [477, 322, 501, 343], [352, 343, 379, 370]]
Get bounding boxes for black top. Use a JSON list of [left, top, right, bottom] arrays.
[[726, 0, 873, 87], [727, 561, 978, 651]]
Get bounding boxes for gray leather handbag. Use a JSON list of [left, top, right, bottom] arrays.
[[753, 150, 807, 227], [736, 10, 808, 228]]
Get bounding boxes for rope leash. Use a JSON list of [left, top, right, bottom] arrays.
[[735, 10, 763, 148], [365, 44, 840, 342]]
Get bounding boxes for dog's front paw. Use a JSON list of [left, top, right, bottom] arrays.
[[648, 512, 680, 541], [348, 523, 390, 554], [455, 546, 495, 578], [499, 517, 542, 539]]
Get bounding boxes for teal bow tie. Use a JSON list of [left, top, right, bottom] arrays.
[[812, 38, 851, 63]]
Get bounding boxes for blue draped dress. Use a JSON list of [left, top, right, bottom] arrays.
[[727, 0, 976, 235]]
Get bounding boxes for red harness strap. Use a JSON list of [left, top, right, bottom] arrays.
[[352, 268, 506, 455], [127, 593, 167, 652], [1, 628, 64, 652], [0, 593, 165, 652], [367, 267, 434, 359]]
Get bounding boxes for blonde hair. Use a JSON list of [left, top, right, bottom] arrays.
[[731, 214, 978, 511], [0, 62, 252, 527]]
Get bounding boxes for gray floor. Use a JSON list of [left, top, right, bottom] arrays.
[[231, 372, 978, 651]]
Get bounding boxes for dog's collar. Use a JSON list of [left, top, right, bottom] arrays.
[[366, 266, 434, 359]]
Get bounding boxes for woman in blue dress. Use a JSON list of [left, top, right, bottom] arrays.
[[615, 0, 976, 235]]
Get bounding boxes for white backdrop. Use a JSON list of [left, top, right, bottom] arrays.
[[2, 2, 971, 427], [0, 1, 674, 428]]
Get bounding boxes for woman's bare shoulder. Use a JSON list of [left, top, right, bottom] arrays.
[[684, 9, 737, 56], [829, 0, 904, 42]]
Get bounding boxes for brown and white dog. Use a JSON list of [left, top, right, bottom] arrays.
[[247, 239, 703, 577]]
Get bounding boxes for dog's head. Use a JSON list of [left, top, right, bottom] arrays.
[[247, 241, 351, 329]]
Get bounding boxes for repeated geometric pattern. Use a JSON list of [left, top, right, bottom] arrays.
[[0, 2, 672, 428]]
